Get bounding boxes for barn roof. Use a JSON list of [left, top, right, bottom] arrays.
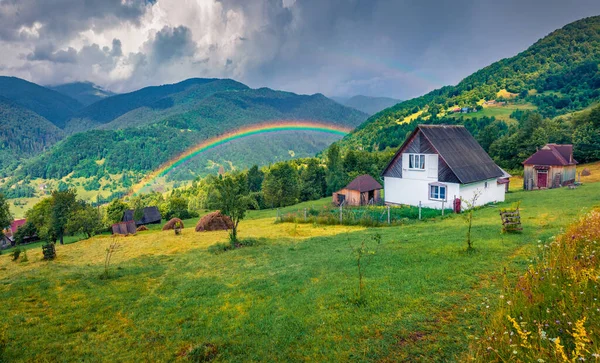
[[343, 174, 383, 192], [522, 144, 577, 166], [123, 206, 162, 226], [382, 124, 504, 184]]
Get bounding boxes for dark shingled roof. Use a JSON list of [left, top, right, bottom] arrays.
[[343, 174, 383, 192], [382, 125, 504, 184], [522, 144, 577, 166], [123, 206, 162, 226]]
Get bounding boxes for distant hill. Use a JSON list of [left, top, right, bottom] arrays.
[[0, 76, 83, 128], [50, 82, 115, 107], [333, 95, 402, 115], [0, 97, 64, 171], [17, 78, 367, 184], [338, 15, 600, 152]]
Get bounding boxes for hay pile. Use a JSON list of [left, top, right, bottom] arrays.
[[136, 225, 149, 232], [582, 168, 591, 177], [195, 211, 233, 232], [162, 218, 184, 231]]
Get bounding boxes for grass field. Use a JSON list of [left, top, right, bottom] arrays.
[[2, 182, 599, 361]]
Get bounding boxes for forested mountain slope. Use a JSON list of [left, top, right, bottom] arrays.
[[0, 76, 83, 128], [0, 97, 64, 172], [50, 82, 115, 107], [17, 79, 367, 183], [339, 16, 600, 156]]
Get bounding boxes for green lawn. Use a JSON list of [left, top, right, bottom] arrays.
[[1, 184, 599, 361]]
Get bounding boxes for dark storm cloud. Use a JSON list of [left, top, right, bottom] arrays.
[[151, 26, 197, 64], [0, 0, 152, 42], [2, 0, 600, 99]]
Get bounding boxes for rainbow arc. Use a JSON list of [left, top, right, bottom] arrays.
[[128, 121, 351, 196]]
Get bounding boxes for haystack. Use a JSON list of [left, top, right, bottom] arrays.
[[136, 225, 149, 232], [195, 211, 233, 232], [582, 168, 591, 177], [162, 218, 184, 231]]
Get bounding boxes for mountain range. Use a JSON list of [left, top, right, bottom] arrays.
[[0, 76, 367, 196]]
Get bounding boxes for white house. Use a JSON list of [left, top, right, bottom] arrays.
[[381, 124, 507, 210]]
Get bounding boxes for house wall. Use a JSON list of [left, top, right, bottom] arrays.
[[459, 178, 506, 208], [523, 164, 577, 190], [384, 177, 460, 209]]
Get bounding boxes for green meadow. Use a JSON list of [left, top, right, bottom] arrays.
[[1, 183, 599, 361]]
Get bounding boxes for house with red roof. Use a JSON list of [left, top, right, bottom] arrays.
[[522, 144, 577, 190]]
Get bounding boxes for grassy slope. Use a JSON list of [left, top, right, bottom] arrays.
[[1, 184, 600, 361]]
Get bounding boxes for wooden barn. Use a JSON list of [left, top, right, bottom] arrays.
[[333, 175, 383, 206], [123, 206, 162, 226], [522, 144, 577, 190]]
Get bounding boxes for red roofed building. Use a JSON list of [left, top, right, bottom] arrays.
[[333, 174, 383, 206], [522, 144, 577, 190]]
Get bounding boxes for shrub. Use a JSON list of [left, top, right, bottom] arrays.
[[42, 243, 56, 260], [20, 250, 28, 263], [11, 247, 21, 261]]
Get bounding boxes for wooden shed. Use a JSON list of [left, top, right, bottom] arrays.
[[522, 144, 577, 190], [333, 175, 383, 206]]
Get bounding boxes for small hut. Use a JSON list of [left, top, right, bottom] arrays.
[[195, 212, 234, 232], [333, 175, 383, 206], [163, 218, 184, 231], [112, 220, 137, 235], [123, 206, 162, 226], [522, 144, 577, 190]]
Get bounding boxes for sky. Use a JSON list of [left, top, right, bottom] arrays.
[[1, 0, 600, 100]]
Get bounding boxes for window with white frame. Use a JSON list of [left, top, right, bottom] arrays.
[[429, 183, 447, 201], [408, 154, 426, 170]]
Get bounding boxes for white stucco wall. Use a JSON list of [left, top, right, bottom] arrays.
[[459, 179, 506, 208], [384, 177, 505, 210], [384, 177, 459, 209]]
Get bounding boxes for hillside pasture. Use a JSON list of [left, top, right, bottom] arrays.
[[1, 184, 600, 361]]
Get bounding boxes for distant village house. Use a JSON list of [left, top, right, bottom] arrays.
[[381, 125, 507, 210], [522, 144, 577, 190]]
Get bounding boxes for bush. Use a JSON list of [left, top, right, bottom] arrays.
[[11, 247, 21, 261]]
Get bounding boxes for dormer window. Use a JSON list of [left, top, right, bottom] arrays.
[[408, 154, 426, 170]]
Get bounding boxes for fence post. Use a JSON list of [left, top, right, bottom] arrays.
[[387, 205, 391, 224], [418, 201, 422, 220], [339, 205, 343, 224], [441, 201, 445, 216], [304, 208, 307, 222]]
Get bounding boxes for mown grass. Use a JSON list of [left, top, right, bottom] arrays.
[[1, 184, 599, 361]]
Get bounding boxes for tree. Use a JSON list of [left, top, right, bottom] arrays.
[[51, 189, 78, 244], [0, 193, 12, 238], [211, 174, 256, 245], [299, 159, 327, 201], [105, 199, 129, 225], [25, 198, 54, 242], [326, 144, 345, 194], [66, 203, 103, 239], [165, 195, 190, 219], [262, 162, 299, 208], [247, 165, 264, 193], [461, 190, 482, 251]]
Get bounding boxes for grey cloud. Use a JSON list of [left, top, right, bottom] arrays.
[[151, 26, 196, 64], [0, 0, 153, 42]]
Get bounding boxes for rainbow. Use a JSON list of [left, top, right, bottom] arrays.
[[128, 121, 351, 196]]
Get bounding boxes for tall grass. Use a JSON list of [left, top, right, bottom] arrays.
[[278, 204, 450, 227], [470, 209, 600, 362]]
